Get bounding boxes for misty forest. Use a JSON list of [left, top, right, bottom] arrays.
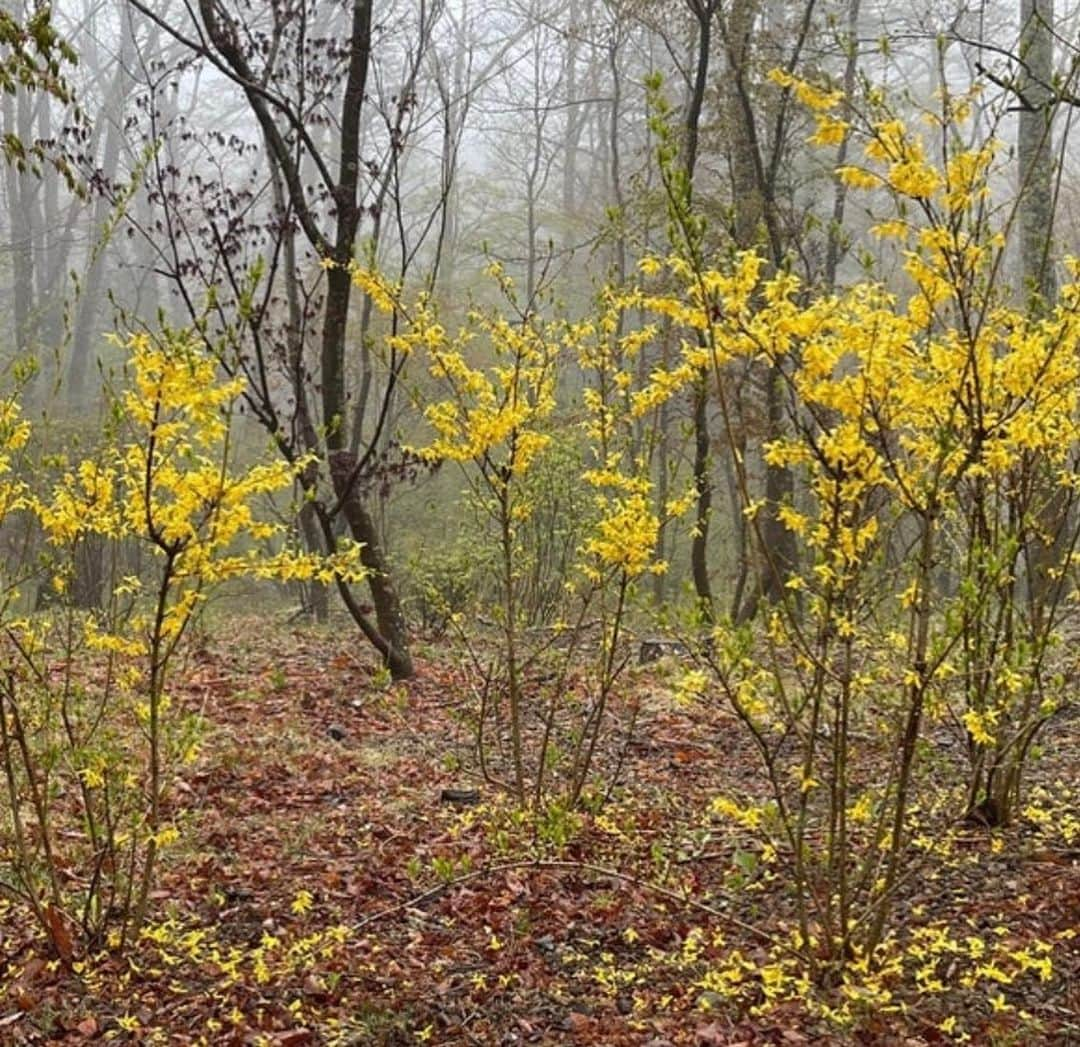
[[0, 0, 1077, 1042]]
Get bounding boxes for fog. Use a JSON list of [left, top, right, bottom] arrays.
[[0, 0, 1075, 650]]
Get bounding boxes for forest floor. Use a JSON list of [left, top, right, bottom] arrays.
[[1, 616, 1077, 1045]]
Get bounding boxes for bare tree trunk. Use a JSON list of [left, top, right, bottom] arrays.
[[330, 452, 411, 680], [71, 33, 134, 403], [3, 93, 34, 364], [690, 378, 714, 622], [1018, 0, 1055, 305], [36, 95, 64, 354], [562, 0, 581, 223], [187, 0, 413, 676], [607, 29, 627, 289], [723, 0, 802, 617], [1017, 0, 1064, 621], [685, 0, 717, 623], [824, 0, 860, 292]]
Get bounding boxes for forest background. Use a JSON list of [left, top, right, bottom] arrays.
[[0, 0, 1077, 1043]]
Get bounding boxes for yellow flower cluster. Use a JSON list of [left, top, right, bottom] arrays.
[[35, 332, 363, 651], [382, 272, 678, 588], [419, 305, 557, 489], [582, 490, 660, 580]]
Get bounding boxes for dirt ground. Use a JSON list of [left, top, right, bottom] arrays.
[[1, 618, 1077, 1044]]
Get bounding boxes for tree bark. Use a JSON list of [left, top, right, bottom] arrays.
[[70, 33, 133, 403], [1017, 0, 1065, 615], [685, 0, 716, 624], [723, 0, 802, 616], [185, 0, 413, 676], [330, 452, 412, 680], [1018, 0, 1055, 306]]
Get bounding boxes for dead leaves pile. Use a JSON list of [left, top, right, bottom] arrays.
[[0, 619, 1076, 1044]]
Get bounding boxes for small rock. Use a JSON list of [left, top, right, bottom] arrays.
[[440, 787, 480, 806], [639, 638, 691, 664], [326, 724, 347, 742]]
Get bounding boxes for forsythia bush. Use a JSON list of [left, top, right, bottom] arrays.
[[638, 81, 1080, 977], [355, 261, 688, 809], [0, 330, 364, 956]]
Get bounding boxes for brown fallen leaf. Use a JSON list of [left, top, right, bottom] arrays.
[[566, 1011, 592, 1034], [274, 1031, 314, 1046], [44, 905, 73, 964], [695, 1021, 727, 1046], [76, 1016, 98, 1037]]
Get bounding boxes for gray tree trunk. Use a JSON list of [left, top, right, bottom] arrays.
[[685, 0, 716, 624], [1017, 0, 1067, 618], [1018, 0, 1055, 304]]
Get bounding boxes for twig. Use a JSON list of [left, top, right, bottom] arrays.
[[352, 857, 793, 955]]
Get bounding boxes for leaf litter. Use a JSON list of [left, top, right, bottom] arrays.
[[0, 617, 1076, 1044]]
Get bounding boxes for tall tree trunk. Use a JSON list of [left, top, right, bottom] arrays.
[[690, 377, 714, 622], [608, 30, 627, 289], [562, 0, 581, 223], [321, 2, 411, 676], [190, 0, 413, 676], [685, 0, 716, 624], [824, 0, 860, 292], [723, 0, 801, 619], [1018, 0, 1055, 305], [1017, 0, 1064, 620], [36, 95, 64, 353], [2, 94, 34, 364], [71, 37, 133, 403]]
